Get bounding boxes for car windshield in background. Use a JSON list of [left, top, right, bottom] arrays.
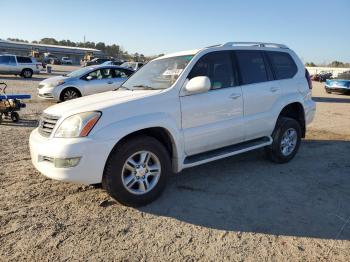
[[66, 67, 92, 78], [122, 55, 194, 90]]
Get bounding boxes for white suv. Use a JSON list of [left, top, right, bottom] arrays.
[[29, 42, 316, 206], [0, 55, 41, 78]]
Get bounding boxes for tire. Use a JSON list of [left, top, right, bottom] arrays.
[[0, 113, 3, 124], [326, 89, 331, 94], [10, 112, 19, 122], [21, 69, 33, 78], [60, 88, 81, 101], [102, 135, 171, 207], [265, 117, 301, 163]]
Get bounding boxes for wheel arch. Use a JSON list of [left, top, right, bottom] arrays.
[[277, 102, 306, 137], [105, 126, 179, 173], [59, 86, 82, 101]]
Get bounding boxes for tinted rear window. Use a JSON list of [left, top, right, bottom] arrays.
[[235, 51, 268, 85], [267, 51, 297, 80], [17, 56, 32, 63]]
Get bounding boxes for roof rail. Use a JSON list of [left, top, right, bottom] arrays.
[[223, 42, 288, 49]]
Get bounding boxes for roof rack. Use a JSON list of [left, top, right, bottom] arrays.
[[223, 42, 288, 49]]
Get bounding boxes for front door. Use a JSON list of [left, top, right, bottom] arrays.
[[180, 51, 244, 156]]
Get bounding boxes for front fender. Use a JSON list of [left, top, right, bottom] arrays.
[[91, 112, 184, 172]]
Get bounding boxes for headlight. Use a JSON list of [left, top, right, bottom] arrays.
[[56, 80, 66, 86], [54, 111, 101, 138]]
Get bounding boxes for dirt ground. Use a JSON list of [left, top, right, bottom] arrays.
[[0, 67, 350, 261]]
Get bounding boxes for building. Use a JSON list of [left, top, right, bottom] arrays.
[[0, 39, 103, 64]]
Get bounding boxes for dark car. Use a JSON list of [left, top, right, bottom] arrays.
[[83, 58, 110, 67]]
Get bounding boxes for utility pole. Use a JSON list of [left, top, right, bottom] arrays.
[[83, 35, 86, 43]]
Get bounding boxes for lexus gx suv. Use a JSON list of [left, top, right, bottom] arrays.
[[30, 42, 316, 206]]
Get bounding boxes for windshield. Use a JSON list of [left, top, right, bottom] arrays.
[[122, 55, 194, 90], [67, 67, 93, 78]]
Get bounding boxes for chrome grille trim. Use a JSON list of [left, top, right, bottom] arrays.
[[38, 113, 60, 137]]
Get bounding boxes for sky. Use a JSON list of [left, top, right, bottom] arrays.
[[1, 0, 349, 63]]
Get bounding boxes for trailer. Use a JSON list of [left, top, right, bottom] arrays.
[[0, 82, 31, 124]]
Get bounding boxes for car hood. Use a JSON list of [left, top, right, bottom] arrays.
[[40, 75, 72, 85], [44, 89, 162, 117]]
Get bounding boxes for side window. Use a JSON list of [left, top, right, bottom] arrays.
[[100, 68, 113, 79], [235, 51, 268, 85], [267, 51, 297, 80], [17, 56, 32, 63], [86, 69, 102, 80], [113, 69, 128, 78], [0, 56, 10, 64], [123, 69, 133, 77], [188, 51, 235, 90]]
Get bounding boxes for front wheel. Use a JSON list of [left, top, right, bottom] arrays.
[[60, 88, 81, 101], [103, 135, 171, 207], [265, 117, 302, 163]]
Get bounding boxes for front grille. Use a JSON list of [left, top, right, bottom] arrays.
[[38, 113, 60, 137]]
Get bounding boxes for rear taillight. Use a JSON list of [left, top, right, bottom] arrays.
[[305, 69, 313, 89]]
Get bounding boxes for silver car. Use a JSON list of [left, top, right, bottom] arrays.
[[38, 65, 134, 101]]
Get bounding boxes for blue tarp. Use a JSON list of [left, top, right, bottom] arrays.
[[0, 94, 31, 100]]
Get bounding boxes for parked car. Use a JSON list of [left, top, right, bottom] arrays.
[[30, 42, 316, 206], [0, 54, 41, 78], [102, 60, 124, 66], [120, 61, 144, 71], [61, 57, 73, 65], [311, 71, 332, 82], [325, 71, 350, 94], [83, 58, 110, 67], [44, 55, 61, 65], [37, 65, 134, 101]]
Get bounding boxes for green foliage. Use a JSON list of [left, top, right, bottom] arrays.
[[7, 37, 164, 62], [305, 62, 316, 67]]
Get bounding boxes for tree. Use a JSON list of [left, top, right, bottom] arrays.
[[305, 62, 316, 67], [39, 38, 58, 45], [329, 61, 345, 68]]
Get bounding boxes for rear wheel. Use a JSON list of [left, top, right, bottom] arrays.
[[265, 117, 301, 163], [21, 69, 33, 78], [102, 135, 171, 207]]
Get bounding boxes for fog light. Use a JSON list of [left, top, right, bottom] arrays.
[[54, 157, 81, 168]]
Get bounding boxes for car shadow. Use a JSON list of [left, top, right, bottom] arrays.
[[313, 96, 350, 103], [140, 140, 350, 240], [0, 75, 43, 81], [0, 118, 38, 127]]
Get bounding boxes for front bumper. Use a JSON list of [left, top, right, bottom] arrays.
[[29, 128, 114, 184], [325, 85, 350, 93]]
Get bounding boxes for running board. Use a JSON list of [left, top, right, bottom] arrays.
[[183, 136, 272, 168]]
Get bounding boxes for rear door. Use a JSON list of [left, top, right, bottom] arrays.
[[234, 50, 281, 140]]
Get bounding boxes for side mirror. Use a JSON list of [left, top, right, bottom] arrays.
[[86, 75, 93, 81], [184, 76, 211, 95]]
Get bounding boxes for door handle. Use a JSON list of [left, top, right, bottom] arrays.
[[230, 93, 241, 100], [270, 87, 280, 92]]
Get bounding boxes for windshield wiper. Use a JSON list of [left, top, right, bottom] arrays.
[[114, 85, 130, 91], [132, 85, 157, 90]]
